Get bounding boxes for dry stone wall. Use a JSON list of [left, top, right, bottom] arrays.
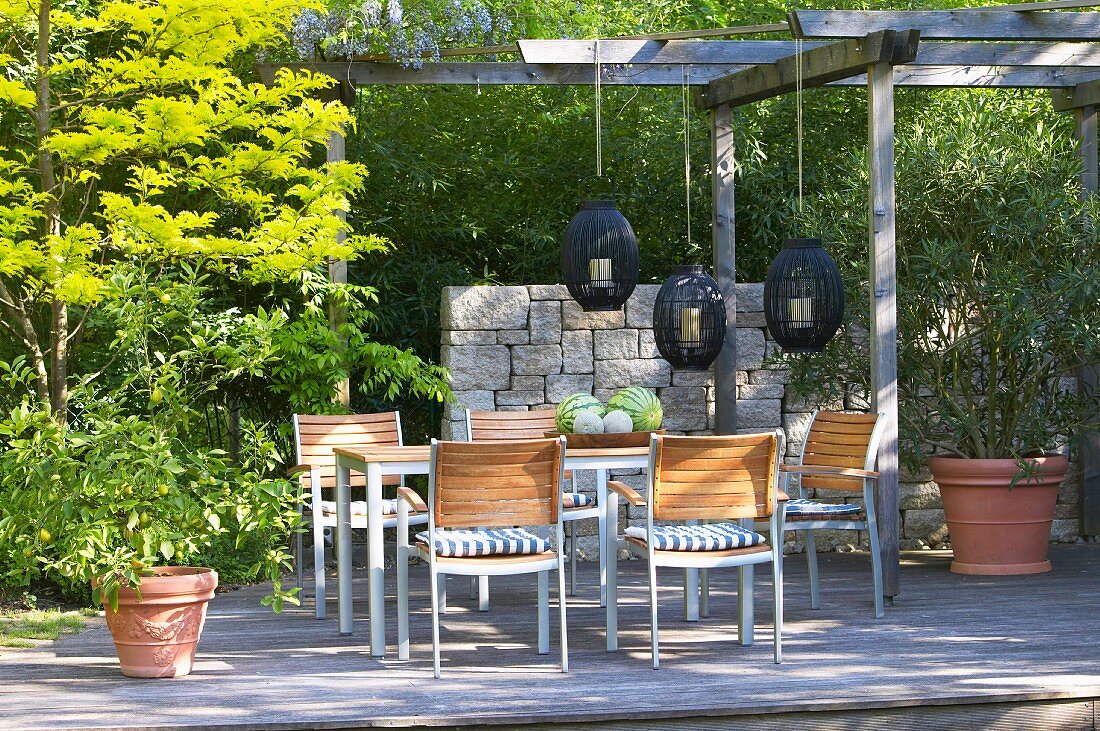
[[439, 284, 1082, 556]]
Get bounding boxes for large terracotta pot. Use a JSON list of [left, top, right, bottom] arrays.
[[930, 455, 1067, 576], [99, 567, 218, 678]]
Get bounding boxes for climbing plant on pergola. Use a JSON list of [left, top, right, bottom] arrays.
[[261, 2, 1100, 600]]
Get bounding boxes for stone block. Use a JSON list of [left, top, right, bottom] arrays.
[[735, 283, 764, 312], [496, 390, 545, 406], [441, 419, 465, 440], [625, 285, 660, 328], [511, 375, 544, 390], [594, 329, 638, 360], [594, 388, 618, 402], [441, 330, 496, 345], [530, 300, 562, 344], [563, 300, 625, 330], [512, 344, 563, 376], [497, 329, 529, 345], [784, 392, 844, 413], [497, 405, 529, 412], [527, 284, 569, 301], [547, 374, 594, 403], [739, 384, 784, 400], [441, 345, 511, 391], [1050, 519, 1079, 542], [737, 399, 782, 429], [639, 329, 660, 358], [903, 509, 948, 542], [1054, 502, 1079, 520], [441, 286, 529, 330], [561, 330, 593, 374], [444, 389, 496, 422], [595, 359, 672, 389], [899, 481, 941, 510], [736, 370, 750, 385], [751, 369, 790, 385], [736, 328, 766, 370], [736, 312, 768, 328], [672, 370, 714, 387], [658, 386, 707, 431]]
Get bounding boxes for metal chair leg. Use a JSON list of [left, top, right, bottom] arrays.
[[557, 539, 569, 673], [568, 520, 577, 597], [538, 570, 550, 655], [649, 560, 660, 669], [805, 528, 821, 610], [429, 565, 442, 679], [313, 523, 326, 620], [865, 480, 886, 618], [738, 565, 754, 646]]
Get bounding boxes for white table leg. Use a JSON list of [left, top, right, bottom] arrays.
[[336, 460, 353, 635], [604, 477, 619, 652], [597, 469, 608, 608], [367, 461, 385, 658]]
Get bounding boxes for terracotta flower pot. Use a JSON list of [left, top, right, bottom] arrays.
[[99, 567, 218, 678], [930, 455, 1067, 576]]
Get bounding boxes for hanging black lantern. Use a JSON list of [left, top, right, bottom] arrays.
[[561, 200, 639, 312], [763, 237, 845, 353], [652, 265, 726, 371]]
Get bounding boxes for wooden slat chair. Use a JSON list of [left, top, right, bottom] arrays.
[[465, 410, 603, 605], [289, 412, 428, 620], [777, 410, 888, 618], [395, 438, 569, 677], [610, 431, 786, 669]]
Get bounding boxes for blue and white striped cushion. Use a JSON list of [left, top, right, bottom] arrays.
[[564, 492, 594, 509], [320, 499, 399, 516], [785, 499, 862, 519], [625, 523, 767, 551], [416, 528, 552, 557]]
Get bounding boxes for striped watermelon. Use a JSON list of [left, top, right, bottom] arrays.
[[606, 387, 663, 431], [555, 393, 604, 433]]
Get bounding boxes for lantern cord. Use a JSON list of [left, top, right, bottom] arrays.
[[595, 39, 603, 179], [681, 64, 691, 249], [796, 38, 804, 219]]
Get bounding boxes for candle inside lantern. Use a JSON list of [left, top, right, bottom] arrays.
[[588, 258, 612, 288], [679, 306, 702, 346], [789, 296, 813, 329]]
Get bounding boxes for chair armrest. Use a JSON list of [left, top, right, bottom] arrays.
[[287, 463, 313, 477], [781, 464, 879, 479], [397, 486, 428, 513], [608, 480, 646, 507], [777, 489, 790, 502]]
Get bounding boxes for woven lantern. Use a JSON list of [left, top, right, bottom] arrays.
[[652, 265, 726, 370], [561, 200, 639, 312], [763, 237, 845, 353]]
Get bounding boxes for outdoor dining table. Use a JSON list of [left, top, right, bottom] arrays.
[[332, 444, 649, 658]]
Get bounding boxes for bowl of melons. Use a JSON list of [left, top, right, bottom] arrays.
[[546, 387, 665, 448]]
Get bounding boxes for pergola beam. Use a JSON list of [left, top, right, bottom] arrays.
[[1052, 78, 1100, 109], [696, 30, 917, 109], [518, 39, 1100, 68], [957, 0, 1100, 11], [259, 61, 1100, 90], [790, 9, 1100, 40]]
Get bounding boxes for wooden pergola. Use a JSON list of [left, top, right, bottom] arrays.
[[260, 3, 1100, 601]]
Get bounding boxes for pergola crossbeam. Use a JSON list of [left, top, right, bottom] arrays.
[[518, 38, 1100, 67], [1052, 77, 1100, 108], [790, 9, 1100, 40], [696, 30, 917, 109]]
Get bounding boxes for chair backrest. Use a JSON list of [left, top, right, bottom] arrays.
[[293, 412, 403, 490], [429, 438, 565, 529], [799, 411, 886, 491], [465, 409, 557, 441], [650, 431, 782, 522]]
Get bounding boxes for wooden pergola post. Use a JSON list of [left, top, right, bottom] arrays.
[[326, 128, 352, 409], [1074, 103, 1098, 536], [711, 102, 739, 434], [867, 61, 901, 598]]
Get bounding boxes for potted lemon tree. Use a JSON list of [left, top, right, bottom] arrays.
[[782, 94, 1100, 574]]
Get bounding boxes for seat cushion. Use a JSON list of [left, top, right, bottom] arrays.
[[319, 499, 399, 517], [784, 499, 863, 520], [564, 492, 594, 509], [625, 523, 767, 551], [416, 528, 552, 558]]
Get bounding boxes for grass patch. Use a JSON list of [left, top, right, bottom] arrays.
[[0, 609, 88, 647]]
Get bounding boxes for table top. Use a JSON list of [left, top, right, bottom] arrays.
[[333, 444, 649, 463]]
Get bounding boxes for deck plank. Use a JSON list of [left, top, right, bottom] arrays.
[[2, 545, 1098, 730]]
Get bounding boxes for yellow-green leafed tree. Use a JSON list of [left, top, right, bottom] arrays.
[[0, 0, 376, 420]]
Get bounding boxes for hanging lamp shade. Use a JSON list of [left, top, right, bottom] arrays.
[[763, 237, 845, 353], [652, 265, 726, 371], [562, 200, 639, 312]]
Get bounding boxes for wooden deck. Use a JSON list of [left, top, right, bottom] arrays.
[[3, 545, 1099, 730]]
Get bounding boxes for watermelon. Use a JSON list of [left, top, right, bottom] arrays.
[[555, 393, 604, 433], [573, 410, 605, 434], [606, 387, 663, 431], [603, 410, 633, 434]]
